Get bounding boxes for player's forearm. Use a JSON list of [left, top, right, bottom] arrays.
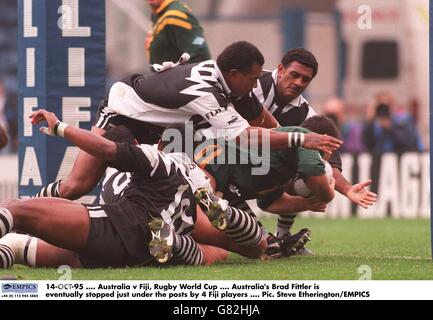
[[241, 127, 303, 149], [306, 175, 335, 203], [264, 193, 311, 214], [63, 126, 117, 161], [334, 168, 351, 196]]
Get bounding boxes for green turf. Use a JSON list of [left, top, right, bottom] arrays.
[[1, 218, 432, 280]]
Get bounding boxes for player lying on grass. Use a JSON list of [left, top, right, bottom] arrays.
[[34, 41, 341, 201], [0, 111, 230, 269], [0, 111, 277, 269], [85, 127, 313, 261], [31, 116, 340, 260], [98, 126, 269, 260]]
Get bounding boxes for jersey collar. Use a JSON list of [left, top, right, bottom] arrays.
[[156, 0, 174, 14], [272, 68, 308, 108]]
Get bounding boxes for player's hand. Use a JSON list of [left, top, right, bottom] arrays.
[[0, 124, 8, 149], [29, 109, 60, 136], [303, 132, 342, 155], [305, 197, 327, 212], [346, 179, 377, 209]]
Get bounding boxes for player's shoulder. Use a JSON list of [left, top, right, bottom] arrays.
[[167, 1, 192, 15]]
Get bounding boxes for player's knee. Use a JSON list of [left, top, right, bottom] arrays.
[[1, 198, 22, 216], [1, 199, 34, 227]]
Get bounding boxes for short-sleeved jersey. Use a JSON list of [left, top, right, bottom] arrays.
[[96, 61, 249, 141], [103, 143, 197, 245], [203, 126, 325, 208], [253, 70, 317, 125], [149, 0, 211, 65]]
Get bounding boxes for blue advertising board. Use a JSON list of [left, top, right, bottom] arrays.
[[17, 0, 105, 201]]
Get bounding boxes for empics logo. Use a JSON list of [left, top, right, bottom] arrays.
[[2, 283, 38, 293]]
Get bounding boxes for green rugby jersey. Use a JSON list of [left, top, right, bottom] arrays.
[[148, 0, 211, 65], [201, 127, 326, 207]]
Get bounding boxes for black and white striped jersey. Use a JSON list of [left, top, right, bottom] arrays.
[[101, 147, 211, 236], [252, 69, 317, 126], [104, 143, 199, 236], [96, 60, 249, 141]]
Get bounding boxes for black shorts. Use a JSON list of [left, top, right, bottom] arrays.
[[78, 205, 155, 268], [94, 98, 165, 144]]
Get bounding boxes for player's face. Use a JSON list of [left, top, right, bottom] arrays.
[[276, 61, 314, 103], [226, 63, 262, 98]]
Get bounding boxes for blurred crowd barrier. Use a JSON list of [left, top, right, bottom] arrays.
[[0, 151, 429, 218]]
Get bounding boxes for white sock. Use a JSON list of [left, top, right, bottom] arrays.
[[0, 233, 37, 267], [276, 213, 298, 236]]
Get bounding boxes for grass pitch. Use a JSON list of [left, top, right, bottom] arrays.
[[1, 218, 432, 280]]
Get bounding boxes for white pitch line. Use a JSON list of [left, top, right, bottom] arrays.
[[321, 254, 431, 261]]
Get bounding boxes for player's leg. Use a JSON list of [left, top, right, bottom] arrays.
[[0, 234, 81, 268], [148, 218, 227, 266], [173, 234, 227, 266], [194, 189, 267, 258], [276, 213, 298, 236], [197, 243, 228, 265], [192, 207, 264, 259], [0, 198, 89, 251]]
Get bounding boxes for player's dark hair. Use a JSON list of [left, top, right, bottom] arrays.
[[301, 116, 341, 139], [281, 48, 318, 77], [103, 125, 136, 144], [217, 41, 264, 74]]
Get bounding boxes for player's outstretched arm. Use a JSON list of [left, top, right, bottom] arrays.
[[306, 174, 335, 203], [30, 109, 117, 161], [333, 169, 377, 208], [241, 127, 342, 155], [263, 193, 327, 215]]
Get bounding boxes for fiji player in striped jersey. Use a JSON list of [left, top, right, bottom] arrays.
[[98, 125, 269, 260], [0, 110, 273, 269], [0, 110, 235, 269], [232, 48, 377, 248], [34, 41, 341, 202]]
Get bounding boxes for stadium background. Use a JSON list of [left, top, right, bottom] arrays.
[[0, 0, 431, 279]]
